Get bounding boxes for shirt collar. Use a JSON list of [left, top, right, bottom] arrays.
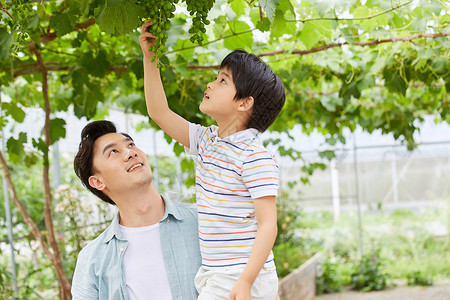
[[103, 194, 184, 243], [210, 125, 259, 143]]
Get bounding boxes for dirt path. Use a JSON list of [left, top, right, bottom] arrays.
[[316, 284, 450, 300]]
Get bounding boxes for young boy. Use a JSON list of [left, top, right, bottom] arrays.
[[139, 20, 285, 300]]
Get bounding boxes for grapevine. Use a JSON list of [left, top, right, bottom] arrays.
[[2, 1, 34, 55], [185, 0, 214, 44], [140, 0, 215, 69]]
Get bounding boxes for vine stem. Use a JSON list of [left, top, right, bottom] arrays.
[[0, 1, 15, 21], [186, 32, 450, 69]]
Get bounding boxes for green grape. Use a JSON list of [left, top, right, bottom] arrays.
[[140, 0, 176, 68], [185, 0, 215, 45], [140, 0, 214, 68]]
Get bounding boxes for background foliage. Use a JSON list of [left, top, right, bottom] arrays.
[[0, 0, 449, 298]]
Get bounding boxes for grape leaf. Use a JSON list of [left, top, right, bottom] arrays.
[[50, 12, 77, 37], [2, 102, 26, 123], [224, 21, 253, 50], [96, 0, 144, 35], [259, 0, 280, 22], [0, 27, 13, 60], [49, 118, 67, 145]]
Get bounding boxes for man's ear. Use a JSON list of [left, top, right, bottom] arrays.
[[88, 175, 105, 191], [238, 96, 254, 112]]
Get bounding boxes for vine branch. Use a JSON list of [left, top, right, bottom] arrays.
[[286, 0, 413, 23], [40, 19, 96, 44], [29, 41, 72, 300], [0, 1, 15, 21], [187, 32, 450, 69]]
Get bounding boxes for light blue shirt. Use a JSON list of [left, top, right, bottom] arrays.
[[71, 196, 201, 300]]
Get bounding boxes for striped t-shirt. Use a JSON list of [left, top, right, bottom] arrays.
[[186, 123, 279, 271]]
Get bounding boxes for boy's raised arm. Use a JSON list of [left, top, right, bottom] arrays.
[[139, 20, 190, 148]]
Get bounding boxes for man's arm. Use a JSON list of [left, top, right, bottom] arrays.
[[139, 20, 190, 147], [71, 252, 99, 299], [229, 195, 278, 300]]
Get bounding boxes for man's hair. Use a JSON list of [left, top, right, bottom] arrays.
[[220, 49, 285, 132], [73, 120, 132, 205]]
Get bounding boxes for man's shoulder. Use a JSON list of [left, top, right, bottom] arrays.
[[174, 201, 197, 218], [77, 222, 114, 258]]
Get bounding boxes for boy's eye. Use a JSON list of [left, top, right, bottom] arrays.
[[220, 78, 226, 83], [128, 142, 135, 147], [109, 149, 118, 156]]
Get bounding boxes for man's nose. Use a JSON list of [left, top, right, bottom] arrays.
[[125, 148, 138, 160]]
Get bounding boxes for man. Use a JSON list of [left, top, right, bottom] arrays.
[[71, 120, 201, 299]]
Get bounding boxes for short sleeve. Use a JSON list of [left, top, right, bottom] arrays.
[[184, 122, 206, 156], [242, 148, 279, 199], [71, 248, 99, 299]]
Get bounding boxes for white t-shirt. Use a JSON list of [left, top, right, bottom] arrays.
[[119, 223, 172, 300]]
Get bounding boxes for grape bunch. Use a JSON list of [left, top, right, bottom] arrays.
[[140, 0, 215, 67], [185, 0, 214, 44], [141, 0, 176, 68], [4, 1, 33, 53]]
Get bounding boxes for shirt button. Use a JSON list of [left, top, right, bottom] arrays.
[[120, 248, 124, 252], [167, 219, 170, 223]]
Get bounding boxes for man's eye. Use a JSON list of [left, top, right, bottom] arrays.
[[128, 142, 135, 147], [109, 149, 118, 155]]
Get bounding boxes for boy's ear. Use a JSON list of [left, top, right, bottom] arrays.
[[88, 175, 105, 191], [238, 96, 254, 112]]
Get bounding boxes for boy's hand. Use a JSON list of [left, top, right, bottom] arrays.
[[139, 20, 156, 60], [229, 279, 252, 300]]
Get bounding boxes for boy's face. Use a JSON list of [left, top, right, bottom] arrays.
[[88, 133, 152, 196], [200, 68, 242, 124]]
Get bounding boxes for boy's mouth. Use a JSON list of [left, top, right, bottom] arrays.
[[204, 92, 210, 99]]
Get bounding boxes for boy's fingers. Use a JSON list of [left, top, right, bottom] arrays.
[[141, 19, 154, 31], [140, 31, 156, 39]]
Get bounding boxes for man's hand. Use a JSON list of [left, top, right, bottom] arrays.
[[139, 20, 157, 60], [229, 279, 252, 300]]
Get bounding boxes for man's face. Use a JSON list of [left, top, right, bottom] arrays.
[[88, 133, 152, 196]]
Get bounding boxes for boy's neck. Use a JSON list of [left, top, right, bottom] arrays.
[[218, 125, 248, 139], [217, 120, 249, 139]]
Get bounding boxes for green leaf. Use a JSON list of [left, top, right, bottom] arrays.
[[231, 0, 247, 17], [383, 69, 407, 96], [271, 9, 296, 38], [319, 150, 336, 160], [7, 132, 27, 156], [96, 0, 144, 35], [50, 12, 77, 37], [256, 17, 271, 32], [166, 18, 188, 47], [223, 21, 253, 50], [2, 102, 26, 123], [50, 118, 67, 145], [32, 138, 48, 155], [26, 14, 40, 32], [173, 142, 184, 156], [259, 0, 280, 22], [0, 27, 13, 60], [299, 22, 321, 48], [312, 0, 335, 17], [80, 50, 111, 78]]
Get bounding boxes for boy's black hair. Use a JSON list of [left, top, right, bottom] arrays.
[[73, 120, 132, 205], [220, 49, 285, 132]]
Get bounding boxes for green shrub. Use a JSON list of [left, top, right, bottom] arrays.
[[350, 249, 390, 292], [406, 271, 433, 286], [316, 259, 345, 295]]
